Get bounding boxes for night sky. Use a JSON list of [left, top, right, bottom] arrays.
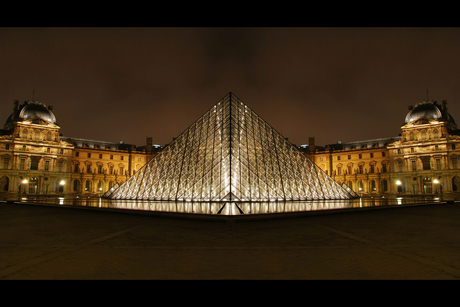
[[2, 27, 460, 148]]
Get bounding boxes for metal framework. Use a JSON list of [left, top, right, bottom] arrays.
[[105, 93, 356, 201]]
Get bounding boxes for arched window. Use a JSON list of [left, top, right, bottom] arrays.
[[409, 131, 415, 141], [452, 176, 460, 192], [73, 179, 80, 192], [381, 179, 388, 192], [34, 130, 40, 140], [0, 176, 9, 192]]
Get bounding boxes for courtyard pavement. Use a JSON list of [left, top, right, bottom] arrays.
[[1, 199, 460, 279]]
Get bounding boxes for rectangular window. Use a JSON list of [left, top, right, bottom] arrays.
[[412, 160, 417, 171], [436, 159, 441, 170], [348, 155, 351, 160], [119, 166, 124, 175], [423, 157, 431, 170], [75, 152, 79, 157], [99, 154, 102, 159], [348, 165, 352, 174], [453, 158, 458, 169], [370, 164, 374, 173], [74, 164, 79, 173], [337, 167, 341, 175], [382, 151, 386, 157], [398, 161, 403, 172], [30, 157, 39, 170], [359, 165, 363, 174], [58, 161, 63, 172], [98, 165, 102, 174], [359, 154, 362, 159], [337, 156, 341, 161], [370, 153, 374, 158], [45, 160, 50, 171], [3, 157, 9, 170], [120, 156, 124, 160], [110, 155, 113, 160], [87, 153, 91, 158], [20, 159, 25, 170], [382, 164, 387, 173]]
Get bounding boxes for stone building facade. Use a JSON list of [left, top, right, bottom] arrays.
[[0, 100, 161, 198], [2, 98, 460, 198], [303, 100, 460, 197]]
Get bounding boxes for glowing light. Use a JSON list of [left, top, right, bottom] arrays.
[[59, 180, 65, 185], [396, 180, 402, 185], [433, 179, 439, 184], [22, 179, 28, 184]]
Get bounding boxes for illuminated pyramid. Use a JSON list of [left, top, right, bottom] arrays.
[[106, 93, 356, 202]]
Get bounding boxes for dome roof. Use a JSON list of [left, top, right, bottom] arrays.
[[18, 101, 56, 123], [3, 100, 58, 131], [404, 100, 458, 126]]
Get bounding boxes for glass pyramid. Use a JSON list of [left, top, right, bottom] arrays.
[[106, 93, 356, 202]]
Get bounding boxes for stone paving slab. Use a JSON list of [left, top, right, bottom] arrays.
[[1, 201, 460, 279]]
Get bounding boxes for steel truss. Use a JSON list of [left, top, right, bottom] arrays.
[[106, 93, 356, 201]]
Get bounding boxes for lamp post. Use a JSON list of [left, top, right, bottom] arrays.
[[433, 178, 439, 194], [59, 180, 65, 193], [21, 178, 28, 193]]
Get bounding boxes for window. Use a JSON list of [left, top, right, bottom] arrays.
[[30, 157, 39, 170], [74, 164, 79, 173], [87, 153, 91, 158], [358, 165, 364, 174], [436, 159, 441, 170], [75, 152, 79, 157], [3, 157, 9, 169], [422, 157, 431, 170], [453, 157, 458, 169], [398, 161, 403, 172], [99, 154, 102, 159], [5, 144, 9, 150], [411, 160, 417, 171], [98, 165, 102, 174], [47, 148, 51, 153], [359, 154, 362, 159], [409, 132, 415, 141], [382, 179, 388, 192], [382, 163, 387, 173], [109, 165, 114, 175], [138, 157, 142, 162], [411, 148, 415, 153], [120, 156, 124, 160], [44, 160, 50, 171], [348, 155, 351, 160], [119, 166, 124, 175], [370, 153, 374, 158], [58, 161, 63, 172], [337, 156, 341, 161], [20, 159, 25, 170], [110, 155, 113, 160], [337, 166, 341, 175], [347, 165, 352, 175], [369, 164, 375, 173], [382, 151, 386, 157], [453, 144, 457, 150], [86, 164, 92, 173]]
